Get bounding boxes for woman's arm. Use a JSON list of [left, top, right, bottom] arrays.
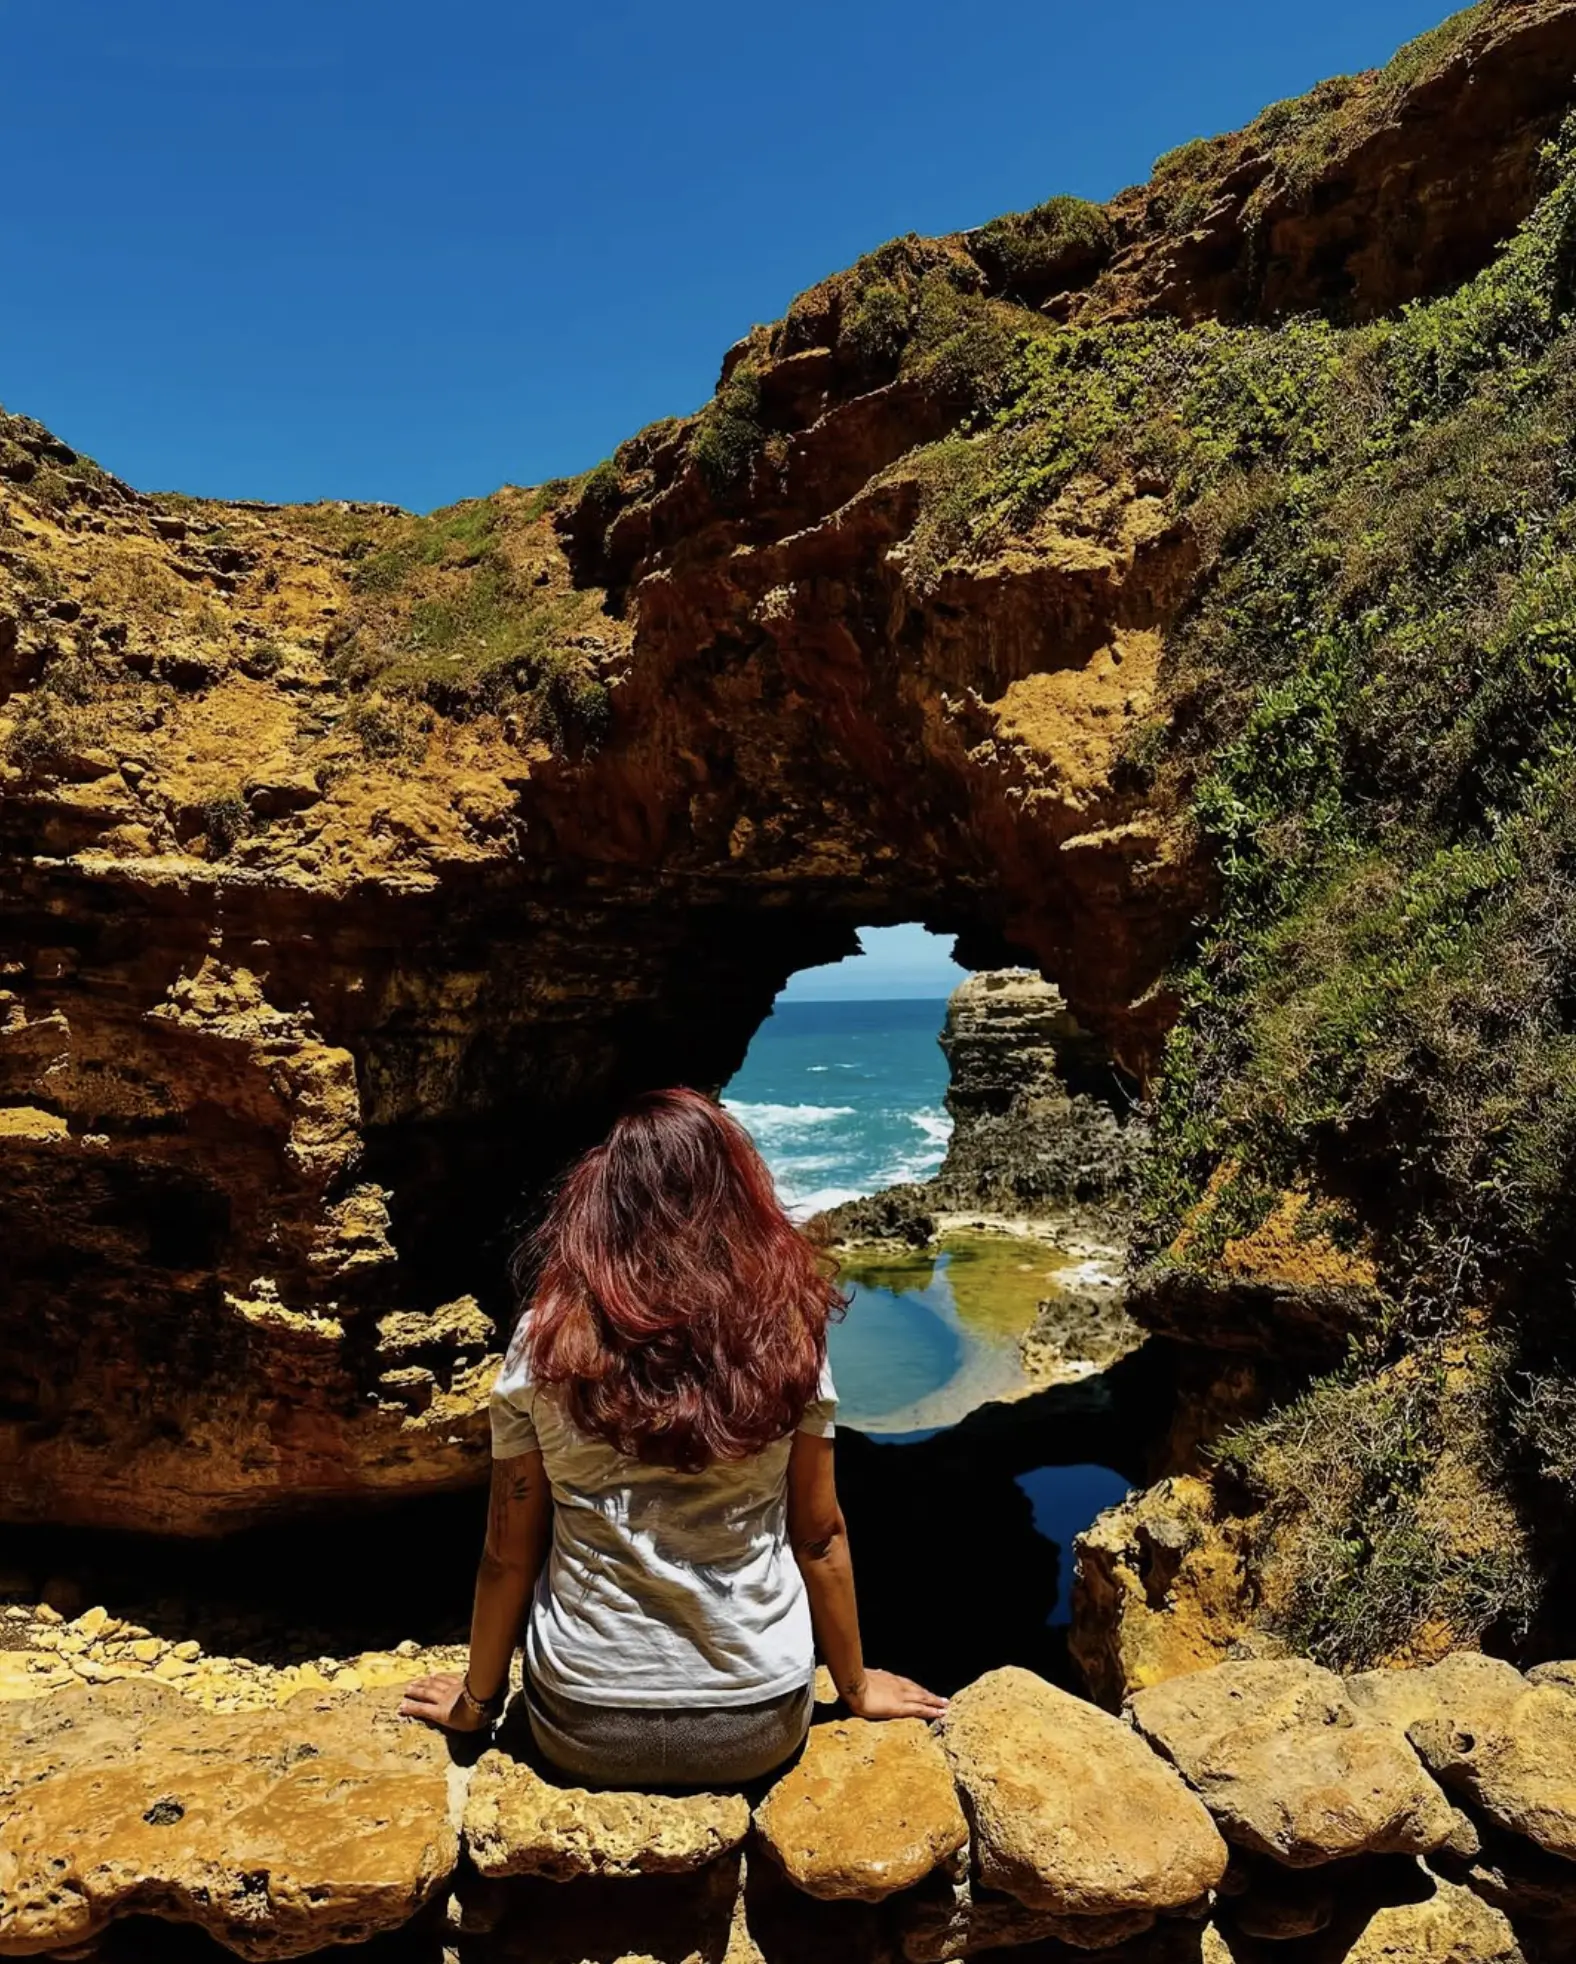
[[787, 1431, 947, 1721], [400, 1449, 550, 1731]]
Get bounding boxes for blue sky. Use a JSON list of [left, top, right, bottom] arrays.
[[3, 0, 1454, 511], [780, 925, 969, 1002]]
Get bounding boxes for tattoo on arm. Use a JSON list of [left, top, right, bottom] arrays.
[[487, 1466, 534, 1550]]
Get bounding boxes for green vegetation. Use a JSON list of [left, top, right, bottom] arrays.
[[869, 104, 1576, 1660], [1141, 2, 1498, 230], [973, 196, 1114, 300], [4, 651, 117, 775], [842, 279, 912, 365], [325, 494, 611, 749], [690, 363, 765, 495], [350, 500, 498, 597], [1212, 1354, 1537, 1668]]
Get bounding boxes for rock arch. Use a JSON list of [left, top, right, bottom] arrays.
[[0, 400, 1195, 1533]]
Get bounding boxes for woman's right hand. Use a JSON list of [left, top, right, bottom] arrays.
[[398, 1672, 493, 1732], [843, 1668, 948, 1721]]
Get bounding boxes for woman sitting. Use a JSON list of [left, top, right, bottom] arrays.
[[400, 1085, 944, 1785]]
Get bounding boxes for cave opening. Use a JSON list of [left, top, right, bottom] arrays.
[[0, 913, 1165, 1698], [716, 922, 1152, 1688]]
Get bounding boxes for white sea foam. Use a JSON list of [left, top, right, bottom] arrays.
[[907, 1108, 953, 1146], [878, 1149, 948, 1187], [783, 1186, 864, 1221], [724, 1100, 857, 1146], [773, 1153, 842, 1176]]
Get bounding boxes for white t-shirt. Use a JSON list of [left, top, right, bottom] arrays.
[[489, 1342, 837, 1709]]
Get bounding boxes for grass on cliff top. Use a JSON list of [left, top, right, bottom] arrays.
[[320, 492, 612, 750], [1149, 0, 1502, 223]]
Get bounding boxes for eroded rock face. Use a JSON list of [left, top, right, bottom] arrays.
[[0, 426, 1200, 1536], [936, 1666, 1227, 1917], [1397, 1665, 1576, 1863], [752, 1718, 967, 1903], [1070, 1474, 1250, 1710], [463, 1750, 749, 1881], [932, 970, 1142, 1221], [1127, 1659, 1455, 1867], [9, 6, 1576, 1542], [0, 1681, 457, 1959]]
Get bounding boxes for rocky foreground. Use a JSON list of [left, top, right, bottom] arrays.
[[6, 1653, 1576, 1961]]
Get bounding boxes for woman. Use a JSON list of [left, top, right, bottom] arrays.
[[400, 1085, 944, 1785]]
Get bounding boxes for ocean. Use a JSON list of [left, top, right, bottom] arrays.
[[722, 998, 953, 1219], [725, 994, 1129, 1628]]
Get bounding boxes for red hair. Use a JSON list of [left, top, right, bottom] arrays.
[[516, 1088, 845, 1471]]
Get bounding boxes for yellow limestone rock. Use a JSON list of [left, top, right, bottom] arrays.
[[1335, 1876, 1523, 1964], [0, 1680, 457, 1958], [1128, 1658, 1455, 1867], [937, 1667, 1226, 1916], [753, 1718, 967, 1902], [464, 1750, 750, 1881], [1371, 1657, 1576, 1864], [899, 1872, 1157, 1961]]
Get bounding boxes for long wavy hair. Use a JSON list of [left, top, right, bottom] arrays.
[[514, 1087, 846, 1471]]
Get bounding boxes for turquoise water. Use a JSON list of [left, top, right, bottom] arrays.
[[723, 998, 953, 1218], [724, 1001, 1072, 1429], [825, 1259, 964, 1424]]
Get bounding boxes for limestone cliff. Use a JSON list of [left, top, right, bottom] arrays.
[[5, 0, 1576, 1672]]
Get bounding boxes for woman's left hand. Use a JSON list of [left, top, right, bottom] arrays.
[[398, 1672, 492, 1731]]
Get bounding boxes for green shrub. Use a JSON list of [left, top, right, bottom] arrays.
[[974, 195, 1114, 298], [843, 280, 911, 365], [691, 365, 764, 495], [1212, 1354, 1536, 1668]]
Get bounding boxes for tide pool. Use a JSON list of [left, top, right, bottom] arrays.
[[829, 1233, 1076, 1431]]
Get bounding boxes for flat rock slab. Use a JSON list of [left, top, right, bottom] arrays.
[[937, 1666, 1226, 1916], [0, 1680, 457, 1959], [1128, 1658, 1454, 1868], [1345, 1654, 1528, 1737], [464, 1750, 749, 1880], [753, 1717, 967, 1902]]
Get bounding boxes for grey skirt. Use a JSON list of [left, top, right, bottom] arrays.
[[525, 1673, 814, 1788]]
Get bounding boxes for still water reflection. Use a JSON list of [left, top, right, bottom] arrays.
[[830, 1233, 1076, 1430]]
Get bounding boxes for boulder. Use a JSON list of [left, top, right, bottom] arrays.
[[463, 1750, 749, 1881], [752, 1718, 967, 1902], [898, 1873, 1156, 1960], [1526, 1659, 1576, 1697], [0, 1680, 457, 1959], [1316, 1876, 1522, 1964], [1198, 1877, 1524, 1962], [1407, 1682, 1576, 1864], [1127, 1658, 1455, 1867], [1344, 1655, 1527, 1737], [1346, 1653, 1576, 1861], [937, 1667, 1227, 1915], [1447, 1823, 1576, 1922], [1069, 1475, 1250, 1710]]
